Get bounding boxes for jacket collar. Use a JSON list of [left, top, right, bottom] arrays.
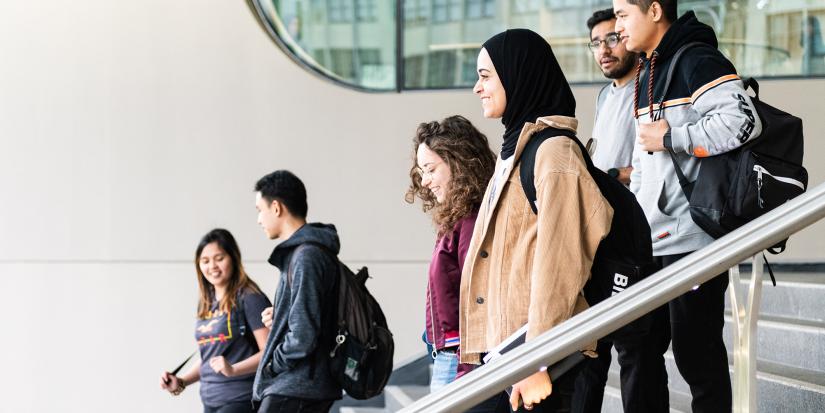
[[512, 115, 578, 162], [478, 115, 578, 237]]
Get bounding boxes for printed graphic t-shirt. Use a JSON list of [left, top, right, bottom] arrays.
[[195, 289, 271, 407]]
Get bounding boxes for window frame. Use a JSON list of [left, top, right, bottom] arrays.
[[246, 0, 825, 93]]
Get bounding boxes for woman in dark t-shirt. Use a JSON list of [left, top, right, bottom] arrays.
[[160, 228, 271, 413]]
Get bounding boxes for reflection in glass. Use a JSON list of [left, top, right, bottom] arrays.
[[250, 1, 825, 92], [254, 0, 396, 90], [802, 15, 825, 75], [403, 0, 825, 89]]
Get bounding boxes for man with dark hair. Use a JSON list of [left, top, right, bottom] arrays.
[[586, 7, 639, 183], [572, 11, 667, 413], [614, 0, 762, 411], [251, 170, 342, 412], [618, 0, 678, 23]]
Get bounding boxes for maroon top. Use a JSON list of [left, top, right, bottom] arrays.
[[425, 208, 479, 378]]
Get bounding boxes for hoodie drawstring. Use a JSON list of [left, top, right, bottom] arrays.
[[633, 51, 659, 120]]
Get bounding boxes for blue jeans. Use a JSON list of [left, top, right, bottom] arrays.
[[430, 349, 459, 393]]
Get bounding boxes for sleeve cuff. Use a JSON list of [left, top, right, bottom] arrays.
[[668, 126, 690, 155], [444, 331, 460, 347]]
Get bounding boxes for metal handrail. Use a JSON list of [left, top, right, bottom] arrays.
[[401, 182, 825, 412]]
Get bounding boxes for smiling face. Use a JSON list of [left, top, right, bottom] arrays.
[[198, 242, 232, 289], [591, 19, 637, 80], [473, 47, 507, 119], [416, 143, 452, 204]]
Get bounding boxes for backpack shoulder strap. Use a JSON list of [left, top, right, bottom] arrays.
[[741, 77, 760, 100], [519, 128, 588, 215], [658, 41, 713, 110]]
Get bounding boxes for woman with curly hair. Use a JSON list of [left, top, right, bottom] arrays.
[[405, 115, 495, 392]]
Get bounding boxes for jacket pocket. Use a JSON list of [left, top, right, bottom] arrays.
[[732, 152, 807, 221], [639, 179, 678, 236]]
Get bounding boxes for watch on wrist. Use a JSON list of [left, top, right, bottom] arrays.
[[607, 168, 620, 179], [663, 127, 672, 150]]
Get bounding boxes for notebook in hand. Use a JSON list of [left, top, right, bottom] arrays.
[[483, 324, 586, 385]]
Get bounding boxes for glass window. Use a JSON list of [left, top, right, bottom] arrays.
[[433, 0, 462, 22], [512, 0, 540, 14], [404, 0, 429, 23], [251, 0, 396, 90], [466, 0, 495, 19], [249, 0, 825, 92]]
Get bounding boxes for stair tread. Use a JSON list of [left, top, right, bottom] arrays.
[[604, 373, 692, 412], [724, 311, 825, 330], [385, 384, 430, 404], [605, 347, 825, 390], [734, 271, 825, 285], [753, 358, 825, 389]]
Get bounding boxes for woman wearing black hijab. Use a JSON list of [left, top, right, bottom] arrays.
[[458, 29, 613, 412]]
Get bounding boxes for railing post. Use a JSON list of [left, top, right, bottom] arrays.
[[729, 253, 763, 413]]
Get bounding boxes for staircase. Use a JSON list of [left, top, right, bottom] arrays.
[[334, 267, 825, 412]]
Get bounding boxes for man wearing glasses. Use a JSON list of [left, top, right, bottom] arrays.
[[571, 9, 668, 413], [586, 8, 638, 185]]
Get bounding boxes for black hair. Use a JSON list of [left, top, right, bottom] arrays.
[[254, 170, 308, 219], [587, 8, 616, 34], [627, 0, 678, 23]]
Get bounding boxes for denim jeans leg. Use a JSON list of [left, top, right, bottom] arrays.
[[430, 350, 459, 393]]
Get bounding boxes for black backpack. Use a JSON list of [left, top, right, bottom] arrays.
[[291, 243, 394, 400], [519, 128, 656, 339], [661, 43, 808, 253]]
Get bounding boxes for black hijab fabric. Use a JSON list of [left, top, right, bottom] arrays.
[[481, 29, 576, 159]]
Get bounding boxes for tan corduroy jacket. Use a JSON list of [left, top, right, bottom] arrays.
[[459, 116, 613, 364]]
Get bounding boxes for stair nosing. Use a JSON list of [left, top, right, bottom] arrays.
[[724, 312, 825, 331]]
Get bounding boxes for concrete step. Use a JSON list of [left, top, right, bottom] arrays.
[[384, 385, 429, 412], [726, 272, 825, 324], [603, 366, 692, 413], [723, 312, 825, 371], [663, 350, 825, 412], [605, 345, 825, 412]]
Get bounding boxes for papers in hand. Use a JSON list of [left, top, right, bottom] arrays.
[[483, 324, 528, 364], [482, 324, 586, 381]]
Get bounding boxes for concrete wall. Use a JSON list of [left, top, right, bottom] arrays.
[[0, 1, 823, 412]]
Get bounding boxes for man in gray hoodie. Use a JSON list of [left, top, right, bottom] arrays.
[[614, 1, 762, 412], [251, 170, 342, 412]]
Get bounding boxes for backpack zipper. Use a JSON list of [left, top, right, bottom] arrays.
[[754, 165, 805, 209]]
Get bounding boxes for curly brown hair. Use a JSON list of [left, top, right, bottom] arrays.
[[405, 115, 496, 235]]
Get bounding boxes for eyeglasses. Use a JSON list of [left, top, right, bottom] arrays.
[[588, 33, 621, 52]]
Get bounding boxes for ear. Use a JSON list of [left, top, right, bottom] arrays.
[[271, 199, 283, 217], [650, 2, 664, 23]]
